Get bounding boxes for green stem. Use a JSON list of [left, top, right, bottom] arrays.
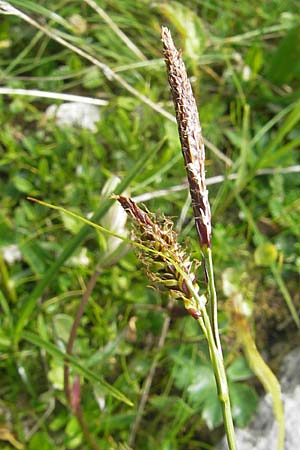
[[204, 247, 222, 351], [198, 309, 237, 450], [191, 250, 236, 450]]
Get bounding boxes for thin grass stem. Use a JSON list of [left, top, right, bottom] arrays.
[[204, 247, 222, 351], [184, 285, 236, 450], [198, 308, 237, 450]]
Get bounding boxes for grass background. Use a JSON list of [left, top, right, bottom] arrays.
[[0, 1, 300, 449]]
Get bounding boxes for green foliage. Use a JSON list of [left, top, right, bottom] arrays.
[[0, 0, 299, 449], [266, 27, 300, 84], [171, 350, 257, 430]]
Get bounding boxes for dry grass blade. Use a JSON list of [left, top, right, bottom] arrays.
[[0, 87, 108, 105], [162, 27, 211, 248]]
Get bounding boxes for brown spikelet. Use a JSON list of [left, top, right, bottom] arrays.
[[116, 195, 205, 318], [161, 27, 211, 248]]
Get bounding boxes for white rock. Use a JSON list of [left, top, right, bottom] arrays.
[[2, 244, 22, 264], [45, 102, 100, 132]]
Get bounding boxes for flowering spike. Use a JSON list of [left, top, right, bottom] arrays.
[[161, 27, 211, 248], [116, 195, 205, 316]]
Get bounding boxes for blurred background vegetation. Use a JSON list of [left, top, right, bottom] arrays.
[[0, 1, 299, 449]]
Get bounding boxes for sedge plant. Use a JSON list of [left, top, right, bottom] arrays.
[[114, 28, 237, 450]]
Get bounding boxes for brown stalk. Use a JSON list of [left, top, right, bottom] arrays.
[[63, 268, 101, 450]]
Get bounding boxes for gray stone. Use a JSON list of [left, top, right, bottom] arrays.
[[218, 349, 300, 450]]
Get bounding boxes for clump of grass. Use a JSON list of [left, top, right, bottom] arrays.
[[0, 2, 297, 449]]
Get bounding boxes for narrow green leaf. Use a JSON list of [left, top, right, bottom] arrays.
[[21, 331, 133, 406], [250, 101, 296, 147]]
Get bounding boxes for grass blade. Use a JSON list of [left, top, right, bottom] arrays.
[[21, 331, 133, 406]]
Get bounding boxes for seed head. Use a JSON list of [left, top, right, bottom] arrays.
[[116, 195, 205, 318]]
